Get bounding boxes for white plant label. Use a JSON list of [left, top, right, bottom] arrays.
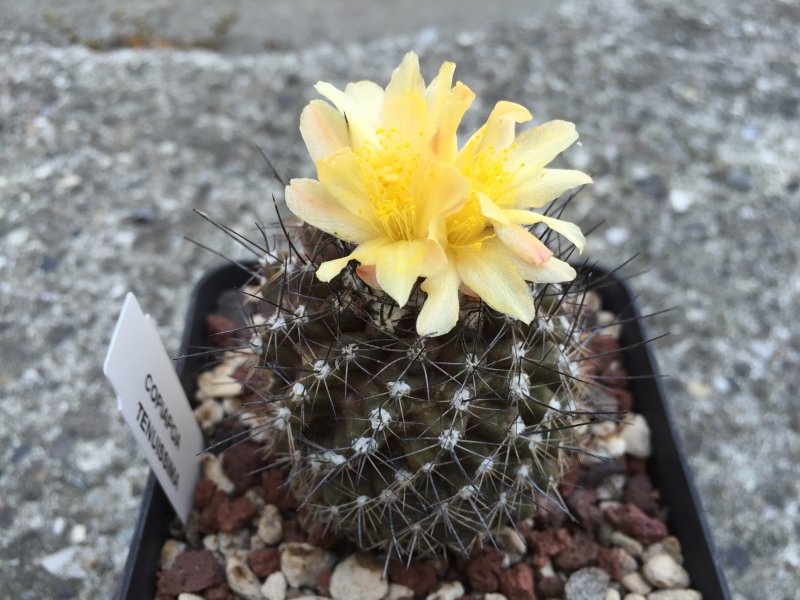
[[103, 292, 204, 524]]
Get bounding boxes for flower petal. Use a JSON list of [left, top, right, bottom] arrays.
[[504, 210, 586, 253], [424, 61, 456, 123], [374, 240, 441, 307], [513, 255, 576, 283], [316, 238, 391, 282], [477, 193, 510, 225], [507, 120, 579, 174], [355, 265, 380, 289], [386, 52, 426, 96], [316, 148, 372, 220], [344, 80, 384, 117], [494, 222, 553, 264], [417, 161, 470, 229], [316, 255, 353, 282], [430, 82, 475, 163], [460, 101, 532, 158], [510, 168, 593, 208], [381, 52, 428, 143], [315, 81, 379, 148], [300, 100, 350, 163], [454, 242, 536, 323], [417, 264, 461, 336], [285, 178, 376, 243]]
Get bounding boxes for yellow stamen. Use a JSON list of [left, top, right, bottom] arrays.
[[355, 129, 420, 241]]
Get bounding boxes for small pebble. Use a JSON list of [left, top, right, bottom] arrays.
[[385, 583, 415, 599], [642, 537, 684, 565], [159, 539, 186, 569], [497, 526, 527, 556], [261, 570, 288, 600], [69, 524, 87, 544], [610, 531, 644, 557], [620, 415, 651, 458], [618, 548, 639, 576], [623, 595, 646, 600], [565, 567, 611, 600], [647, 590, 702, 600], [484, 594, 508, 600], [258, 504, 284, 545], [426, 581, 465, 600], [202, 534, 219, 552], [52, 517, 66, 536], [197, 363, 244, 398], [177, 595, 204, 600], [225, 551, 263, 600], [329, 553, 388, 600], [621, 572, 652, 595], [604, 589, 621, 600], [642, 554, 690, 589], [200, 453, 235, 494], [669, 189, 695, 213], [194, 399, 224, 432], [280, 542, 336, 588]]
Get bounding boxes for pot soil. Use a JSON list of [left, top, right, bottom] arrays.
[[118, 263, 730, 600]]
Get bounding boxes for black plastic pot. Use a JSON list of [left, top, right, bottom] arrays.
[[118, 263, 731, 599]]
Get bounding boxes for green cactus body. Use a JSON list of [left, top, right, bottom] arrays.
[[240, 234, 601, 558]]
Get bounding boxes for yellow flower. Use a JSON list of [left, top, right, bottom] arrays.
[[285, 52, 474, 307], [286, 52, 592, 337], [417, 102, 593, 336]]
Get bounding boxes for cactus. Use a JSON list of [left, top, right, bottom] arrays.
[[238, 232, 607, 558], [229, 52, 608, 559]]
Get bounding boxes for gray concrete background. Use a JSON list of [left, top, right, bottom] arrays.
[[1, 0, 798, 598]]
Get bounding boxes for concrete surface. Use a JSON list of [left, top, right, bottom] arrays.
[[1, 0, 798, 598]]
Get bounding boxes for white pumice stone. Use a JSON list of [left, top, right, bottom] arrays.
[[225, 551, 263, 600], [280, 542, 336, 588], [261, 570, 288, 600], [329, 553, 388, 600], [257, 504, 284, 545]]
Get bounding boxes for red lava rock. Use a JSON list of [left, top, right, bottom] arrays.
[[602, 365, 629, 388], [204, 583, 235, 600], [597, 547, 624, 581], [222, 441, 263, 495], [281, 516, 308, 543], [316, 570, 332, 596], [217, 496, 256, 533], [583, 458, 626, 487], [248, 547, 280, 578], [604, 503, 667, 545], [261, 468, 297, 512], [588, 334, 621, 370], [156, 550, 224, 596], [625, 455, 648, 475], [465, 548, 504, 592], [206, 314, 241, 348], [625, 473, 659, 515], [306, 523, 340, 549], [198, 490, 228, 534], [194, 478, 216, 510], [498, 562, 536, 600], [536, 505, 568, 529], [553, 529, 600, 571], [388, 559, 439, 596], [567, 488, 601, 529], [612, 387, 635, 411], [558, 458, 584, 496], [536, 575, 565, 598], [523, 527, 572, 567]]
